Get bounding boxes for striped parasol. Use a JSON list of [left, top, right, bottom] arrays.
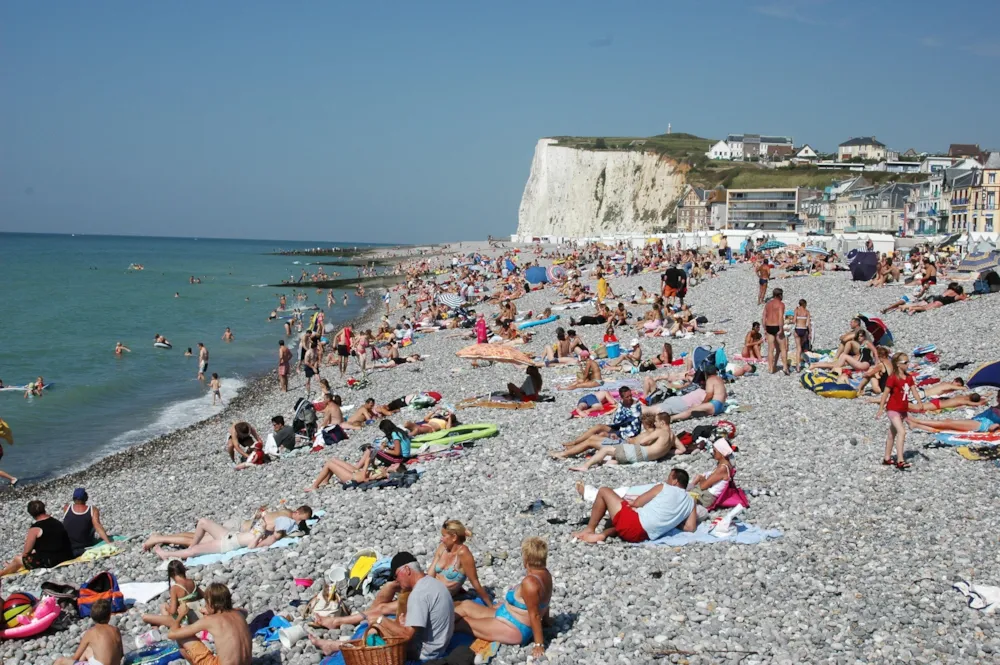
[[437, 293, 466, 309]]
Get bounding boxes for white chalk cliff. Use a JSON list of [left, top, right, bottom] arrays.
[[517, 138, 686, 238]]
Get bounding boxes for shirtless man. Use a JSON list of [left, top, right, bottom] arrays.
[[762, 288, 788, 375], [756, 262, 771, 305], [53, 599, 123, 665], [319, 394, 345, 428], [671, 365, 728, 422], [919, 377, 967, 398], [343, 398, 378, 430], [836, 318, 863, 356], [569, 413, 680, 472], [197, 343, 209, 381], [114, 341, 131, 356], [162, 583, 251, 665], [222, 327, 234, 342], [277, 340, 292, 392]]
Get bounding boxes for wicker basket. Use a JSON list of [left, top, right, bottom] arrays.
[[340, 626, 407, 665]]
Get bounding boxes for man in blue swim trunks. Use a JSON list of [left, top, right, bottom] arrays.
[[670, 364, 728, 423], [909, 393, 1000, 434]]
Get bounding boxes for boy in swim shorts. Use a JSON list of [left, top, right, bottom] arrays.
[[53, 599, 123, 665], [167, 583, 252, 665]]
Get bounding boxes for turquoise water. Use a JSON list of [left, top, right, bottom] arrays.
[[0, 233, 371, 483]]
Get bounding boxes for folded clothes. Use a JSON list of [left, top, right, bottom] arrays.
[[637, 521, 782, 547]]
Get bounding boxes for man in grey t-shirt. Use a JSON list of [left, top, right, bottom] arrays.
[[376, 552, 454, 661]]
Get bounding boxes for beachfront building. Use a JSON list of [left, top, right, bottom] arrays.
[[799, 194, 825, 232], [970, 152, 999, 233], [905, 174, 948, 235], [795, 144, 818, 161], [706, 140, 733, 160], [947, 170, 978, 232], [709, 196, 727, 231], [819, 176, 871, 232], [857, 183, 913, 234], [675, 185, 710, 232], [725, 188, 807, 231], [838, 136, 887, 162]]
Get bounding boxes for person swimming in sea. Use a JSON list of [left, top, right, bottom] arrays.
[[222, 327, 234, 342], [154, 333, 171, 347], [115, 342, 131, 356], [24, 376, 45, 398], [342, 293, 348, 306], [184, 348, 193, 356]]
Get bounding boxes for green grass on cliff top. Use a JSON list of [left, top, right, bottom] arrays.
[[547, 134, 924, 190]]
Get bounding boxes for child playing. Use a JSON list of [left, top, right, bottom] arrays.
[[142, 560, 201, 627], [877, 352, 919, 470], [54, 599, 124, 665], [235, 441, 270, 470], [742, 322, 763, 360], [209, 373, 224, 406]]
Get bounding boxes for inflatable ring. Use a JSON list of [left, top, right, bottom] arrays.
[[0, 597, 60, 640], [153, 342, 172, 349], [124, 641, 182, 665], [412, 423, 499, 447]]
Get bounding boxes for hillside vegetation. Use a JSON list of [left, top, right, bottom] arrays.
[[547, 133, 923, 191]]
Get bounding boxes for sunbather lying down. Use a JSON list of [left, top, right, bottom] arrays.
[[405, 408, 458, 436], [141, 505, 312, 560], [908, 394, 1000, 433]]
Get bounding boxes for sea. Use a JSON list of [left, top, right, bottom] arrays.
[[0, 233, 374, 484]]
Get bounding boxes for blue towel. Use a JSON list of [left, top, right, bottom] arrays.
[[254, 615, 292, 643], [636, 521, 782, 547]]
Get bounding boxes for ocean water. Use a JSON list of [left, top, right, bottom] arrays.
[[0, 233, 372, 483]]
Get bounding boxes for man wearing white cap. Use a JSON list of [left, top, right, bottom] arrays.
[[606, 339, 643, 371]]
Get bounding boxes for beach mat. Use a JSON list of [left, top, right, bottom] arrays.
[[3, 541, 123, 578], [635, 521, 782, 547], [956, 445, 1000, 461]]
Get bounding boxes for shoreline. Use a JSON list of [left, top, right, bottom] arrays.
[[3, 293, 383, 496]]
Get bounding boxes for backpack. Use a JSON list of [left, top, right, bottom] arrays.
[[78, 571, 126, 617]]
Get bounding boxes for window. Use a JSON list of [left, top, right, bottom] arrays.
[[990, 173, 996, 184]]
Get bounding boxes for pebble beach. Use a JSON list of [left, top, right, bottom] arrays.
[[3, 240, 1000, 665]]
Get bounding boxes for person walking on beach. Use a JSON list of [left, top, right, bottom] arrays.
[[333, 325, 352, 377], [756, 261, 771, 305], [114, 341, 131, 356], [762, 288, 789, 375], [303, 339, 320, 395], [877, 352, 918, 469], [277, 340, 292, 392], [197, 343, 209, 381], [210, 373, 224, 406]]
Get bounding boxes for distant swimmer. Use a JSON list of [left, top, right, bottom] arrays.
[[24, 376, 45, 398], [197, 343, 209, 381], [343, 293, 348, 307], [279, 294, 287, 310], [174, 292, 180, 298], [154, 334, 172, 348], [327, 289, 335, 309], [222, 327, 234, 342], [184, 348, 193, 356], [115, 342, 131, 356]]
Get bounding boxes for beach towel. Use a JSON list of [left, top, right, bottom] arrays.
[[158, 536, 302, 570], [2, 541, 123, 578], [636, 521, 782, 547], [119, 582, 170, 605]]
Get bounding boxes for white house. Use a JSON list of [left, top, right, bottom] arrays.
[[706, 140, 733, 160], [919, 156, 953, 173], [795, 144, 818, 160]]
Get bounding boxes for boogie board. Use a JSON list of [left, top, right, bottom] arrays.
[[517, 315, 559, 330], [1, 383, 54, 393], [411, 423, 498, 448]]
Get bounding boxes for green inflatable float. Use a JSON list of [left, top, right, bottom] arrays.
[[411, 423, 499, 448]]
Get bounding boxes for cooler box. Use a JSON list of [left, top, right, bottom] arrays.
[[606, 342, 621, 359]]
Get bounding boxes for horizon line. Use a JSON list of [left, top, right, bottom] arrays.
[[0, 230, 411, 247]]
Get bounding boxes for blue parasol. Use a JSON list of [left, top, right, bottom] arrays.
[[968, 361, 1000, 389]]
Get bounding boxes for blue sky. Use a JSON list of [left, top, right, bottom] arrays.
[[2, 0, 998, 243]]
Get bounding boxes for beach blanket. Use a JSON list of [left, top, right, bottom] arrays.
[[956, 445, 1000, 461], [159, 537, 302, 570], [637, 521, 782, 547], [3, 541, 123, 577], [119, 581, 171, 605], [321, 619, 500, 665]]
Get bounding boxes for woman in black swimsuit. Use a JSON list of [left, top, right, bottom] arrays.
[[900, 284, 966, 314], [811, 329, 878, 372], [855, 346, 891, 395]]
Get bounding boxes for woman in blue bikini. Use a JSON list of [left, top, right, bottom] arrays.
[[428, 520, 492, 606], [455, 537, 552, 659]]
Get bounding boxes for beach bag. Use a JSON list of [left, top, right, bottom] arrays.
[[302, 584, 349, 619], [593, 343, 608, 359], [322, 425, 349, 446], [78, 571, 125, 617], [340, 625, 406, 665]]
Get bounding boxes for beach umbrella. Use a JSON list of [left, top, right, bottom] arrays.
[[957, 251, 1000, 273], [804, 246, 830, 256], [438, 293, 466, 309], [967, 361, 1000, 389], [938, 233, 961, 248], [524, 266, 549, 285], [547, 265, 566, 281], [759, 240, 786, 250], [858, 313, 893, 347], [456, 344, 538, 366]]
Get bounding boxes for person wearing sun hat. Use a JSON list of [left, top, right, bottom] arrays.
[[688, 438, 737, 514], [61, 487, 113, 557], [606, 338, 643, 372]]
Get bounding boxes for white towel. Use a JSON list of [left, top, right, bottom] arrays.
[[119, 581, 169, 605]]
